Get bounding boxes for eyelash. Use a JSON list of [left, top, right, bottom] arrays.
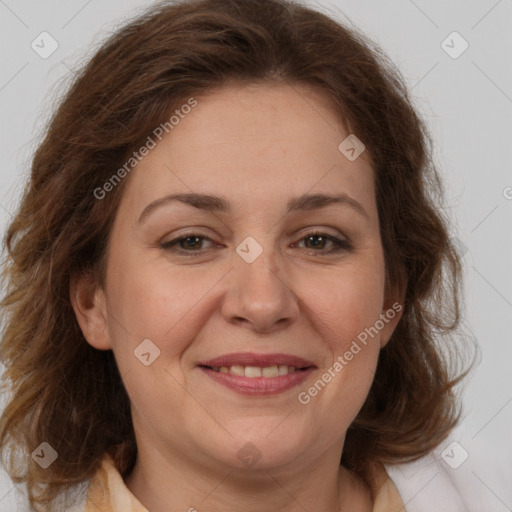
[[160, 231, 352, 256]]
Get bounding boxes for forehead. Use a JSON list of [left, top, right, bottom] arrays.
[[117, 82, 376, 220]]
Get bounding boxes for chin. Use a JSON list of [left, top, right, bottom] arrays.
[[206, 421, 310, 471]]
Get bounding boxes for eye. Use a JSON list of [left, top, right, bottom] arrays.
[[160, 233, 215, 255], [160, 230, 352, 256], [293, 231, 352, 254]]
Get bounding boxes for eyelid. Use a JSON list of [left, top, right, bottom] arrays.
[[294, 226, 351, 244], [160, 228, 352, 256], [160, 230, 218, 250], [292, 231, 352, 253]]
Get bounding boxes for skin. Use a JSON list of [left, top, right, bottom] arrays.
[[71, 82, 403, 512]]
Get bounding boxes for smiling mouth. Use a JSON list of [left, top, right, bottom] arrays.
[[199, 364, 311, 378], [197, 352, 317, 395], [198, 361, 316, 395]]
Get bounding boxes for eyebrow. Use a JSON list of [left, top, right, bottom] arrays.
[[137, 192, 369, 224]]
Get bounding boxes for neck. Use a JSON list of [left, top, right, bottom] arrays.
[[124, 441, 373, 512]]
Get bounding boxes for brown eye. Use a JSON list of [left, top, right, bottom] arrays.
[[177, 236, 204, 250], [160, 231, 352, 257], [161, 233, 215, 254], [295, 232, 352, 254]]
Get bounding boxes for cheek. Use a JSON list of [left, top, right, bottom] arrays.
[[103, 261, 203, 415], [104, 251, 221, 362], [299, 271, 384, 433], [310, 263, 385, 355], [302, 256, 386, 419]]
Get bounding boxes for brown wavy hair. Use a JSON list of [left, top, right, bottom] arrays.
[[0, 0, 473, 509]]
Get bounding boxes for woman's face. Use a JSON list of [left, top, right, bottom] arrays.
[[73, 82, 401, 473]]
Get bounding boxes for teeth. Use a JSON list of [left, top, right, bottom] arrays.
[[213, 365, 299, 377], [230, 365, 245, 377], [262, 365, 279, 377], [278, 365, 289, 375], [245, 366, 262, 378]]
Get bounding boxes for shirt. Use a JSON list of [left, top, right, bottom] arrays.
[[77, 453, 406, 511]]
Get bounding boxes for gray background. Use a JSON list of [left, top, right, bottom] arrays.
[[1, 0, 511, 510]]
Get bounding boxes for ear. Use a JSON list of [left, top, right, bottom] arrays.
[[379, 278, 406, 349], [70, 271, 112, 350]]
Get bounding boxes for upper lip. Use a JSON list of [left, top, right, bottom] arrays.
[[198, 352, 317, 369]]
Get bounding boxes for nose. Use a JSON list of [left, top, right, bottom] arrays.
[[221, 245, 300, 334]]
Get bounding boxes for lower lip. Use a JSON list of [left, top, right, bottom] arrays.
[[199, 367, 315, 396]]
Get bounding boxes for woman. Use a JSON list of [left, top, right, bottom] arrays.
[[0, 0, 469, 510]]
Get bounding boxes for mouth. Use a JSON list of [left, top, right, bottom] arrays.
[[201, 364, 306, 377], [197, 352, 317, 396]]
